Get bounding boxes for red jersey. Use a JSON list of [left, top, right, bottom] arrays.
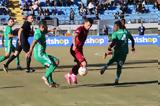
[[74, 26, 88, 49]]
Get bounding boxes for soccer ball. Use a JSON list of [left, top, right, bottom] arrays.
[[78, 67, 88, 76]]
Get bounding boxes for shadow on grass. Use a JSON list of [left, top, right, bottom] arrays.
[[0, 86, 24, 89], [0, 65, 155, 73], [35, 59, 158, 70], [0, 59, 157, 72], [60, 80, 158, 89]]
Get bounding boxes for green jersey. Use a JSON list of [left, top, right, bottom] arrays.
[[33, 29, 58, 69], [3, 25, 13, 47], [112, 29, 132, 55], [34, 29, 46, 54]]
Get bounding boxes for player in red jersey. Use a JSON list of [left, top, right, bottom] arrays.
[[65, 18, 93, 85]]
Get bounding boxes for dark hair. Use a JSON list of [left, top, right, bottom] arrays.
[[84, 18, 94, 24], [121, 18, 126, 24], [121, 18, 126, 29], [8, 17, 14, 21], [26, 14, 33, 20], [114, 20, 123, 29], [38, 20, 47, 27], [38, 20, 48, 33]]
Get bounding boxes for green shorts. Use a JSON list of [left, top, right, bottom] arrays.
[[113, 52, 127, 65], [34, 52, 59, 67], [4, 44, 15, 54]]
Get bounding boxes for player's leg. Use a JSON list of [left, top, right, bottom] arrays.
[[0, 41, 12, 62], [46, 74, 59, 88], [65, 46, 86, 85], [1, 45, 12, 72], [3, 40, 22, 71], [0, 48, 9, 62], [21, 39, 35, 73], [15, 55, 22, 70], [115, 54, 127, 84], [4, 50, 21, 67], [70, 49, 86, 84], [70, 60, 87, 84], [3, 50, 21, 72], [71, 64, 80, 75], [0, 52, 9, 62], [65, 47, 77, 85], [47, 55, 59, 87], [22, 40, 31, 71], [34, 53, 52, 87], [71, 49, 86, 75], [69, 47, 79, 75], [48, 55, 59, 66], [47, 74, 53, 85], [115, 61, 122, 85], [45, 56, 59, 88], [44, 64, 56, 87], [12, 44, 22, 70], [0, 56, 6, 62], [100, 54, 117, 75], [34, 53, 58, 87], [68, 64, 79, 84]]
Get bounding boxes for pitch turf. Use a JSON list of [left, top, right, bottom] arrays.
[[0, 46, 159, 106]]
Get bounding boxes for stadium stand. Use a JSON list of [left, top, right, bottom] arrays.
[[0, 4, 10, 25], [9, 0, 23, 22], [0, 0, 159, 25], [18, 0, 159, 25], [0, 0, 9, 34]]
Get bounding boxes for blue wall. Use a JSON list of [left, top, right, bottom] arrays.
[[0, 35, 159, 48]]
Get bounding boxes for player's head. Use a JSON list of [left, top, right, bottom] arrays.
[[121, 18, 126, 29], [39, 20, 48, 33], [26, 15, 34, 23], [83, 18, 93, 30], [113, 20, 123, 31], [8, 17, 15, 27]]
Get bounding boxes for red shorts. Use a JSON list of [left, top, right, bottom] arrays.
[[70, 45, 86, 64]]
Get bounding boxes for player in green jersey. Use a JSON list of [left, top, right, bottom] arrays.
[[0, 18, 21, 72], [27, 21, 59, 88], [100, 20, 135, 84]]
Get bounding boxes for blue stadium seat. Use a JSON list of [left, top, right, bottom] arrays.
[[19, 1, 159, 24]]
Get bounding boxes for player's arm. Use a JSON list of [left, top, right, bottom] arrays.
[[108, 39, 116, 51], [26, 40, 38, 57], [1, 34, 4, 47], [18, 28, 23, 40], [29, 27, 34, 35], [104, 40, 114, 59], [7, 27, 14, 38], [143, 26, 145, 31], [8, 33, 14, 38], [72, 27, 81, 51], [7, 27, 14, 48], [104, 33, 117, 59], [27, 31, 41, 57], [18, 28, 23, 44], [107, 32, 117, 51], [128, 31, 135, 51], [72, 33, 78, 51], [8, 33, 14, 47]]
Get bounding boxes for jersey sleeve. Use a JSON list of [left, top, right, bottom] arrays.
[[4, 26, 11, 35], [34, 30, 41, 41], [21, 21, 28, 29], [127, 30, 133, 40], [74, 27, 82, 35], [111, 32, 117, 40], [7, 27, 12, 34]]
